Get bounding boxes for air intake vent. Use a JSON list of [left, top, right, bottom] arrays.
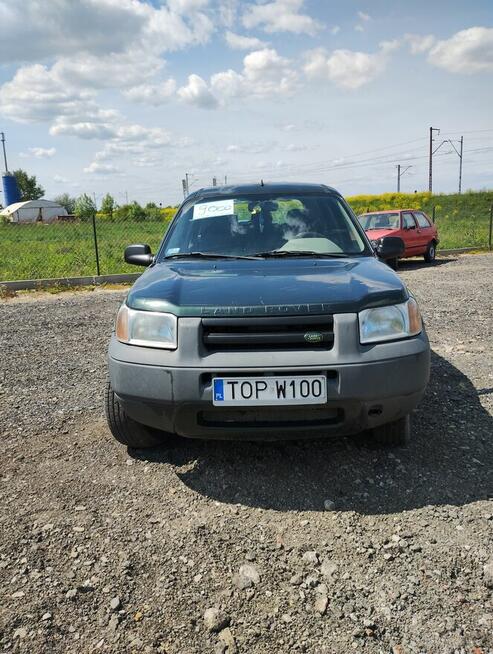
[[201, 315, 334, 351]]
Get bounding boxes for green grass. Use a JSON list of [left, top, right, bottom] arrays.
[[347, 190, 493, 249], [1, 190, 492, 281], [0, 220, 169, 281]]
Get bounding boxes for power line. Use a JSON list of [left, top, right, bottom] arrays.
[[231, 143, 493, 183], [439, 128, 493, 136]]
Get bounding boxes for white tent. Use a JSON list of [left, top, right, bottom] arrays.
[[0, 199, 68, 224]]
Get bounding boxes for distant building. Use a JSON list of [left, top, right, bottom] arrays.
[[0, 199, 68, 224]]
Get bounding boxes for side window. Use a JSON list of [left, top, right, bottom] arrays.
[[414, 212, 431, 228], [402, 212, 416, 229]]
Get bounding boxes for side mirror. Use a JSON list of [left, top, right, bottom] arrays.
[[124, 243, 154, 267], [375, 236, 405, 260]]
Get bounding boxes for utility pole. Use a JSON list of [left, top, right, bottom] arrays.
[[428, 126, 440, 193], [1, 132, 9, 172], [185, 173, 190, 197], [182, 179, 187, 199], [446, 136, 464, 194], [212, 177, 217, 187], [396, 164, 412, 192], [459, 135, 463, 194], [224, 175, 228, 185]]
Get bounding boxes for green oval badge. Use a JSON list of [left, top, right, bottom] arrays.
[[304, 331, 324, 343]]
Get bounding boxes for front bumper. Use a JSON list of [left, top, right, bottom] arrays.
[[108, 315, 430, 439]]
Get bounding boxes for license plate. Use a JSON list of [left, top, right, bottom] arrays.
[[212, 375, 327, 406]]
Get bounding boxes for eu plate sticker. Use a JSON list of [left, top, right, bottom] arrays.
[[213, 379, 225, 402]]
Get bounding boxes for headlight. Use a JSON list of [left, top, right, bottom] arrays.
[[359, 298, 422, 344], [115, 304, 177, 349]]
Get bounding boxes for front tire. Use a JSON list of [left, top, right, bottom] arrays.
[[371, 414, 411, 447], [424, 241, 436, 263], [104, 381, 167, 448]]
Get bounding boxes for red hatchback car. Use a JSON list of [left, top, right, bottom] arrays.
[[358, 209, 439, 266]]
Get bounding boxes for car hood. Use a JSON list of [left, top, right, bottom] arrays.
[[126, 257, 408, 317], [365, 228, 399, 240]]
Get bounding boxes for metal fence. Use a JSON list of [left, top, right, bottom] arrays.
[[0, 212, 172, 282], [0, 200, 492, 283]]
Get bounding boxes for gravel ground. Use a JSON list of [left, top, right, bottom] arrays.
[[1, 254, 492, 654]]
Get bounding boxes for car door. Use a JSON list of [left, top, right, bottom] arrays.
[[413, 211, 434, 253], [401, 212, 420, 256]]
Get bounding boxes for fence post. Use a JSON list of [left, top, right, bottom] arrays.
[[432, 206, 436, 224], [489, 203, 493, 251], [91, 213, 101, 276]]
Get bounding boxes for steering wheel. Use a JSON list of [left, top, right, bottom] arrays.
[[293, 231, 326, 239]]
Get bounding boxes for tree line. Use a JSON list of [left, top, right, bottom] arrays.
[[54, 193, 175, 222], [4, 169, 175, 222]]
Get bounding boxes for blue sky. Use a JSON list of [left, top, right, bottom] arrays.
[[0, 0, 492, 206]]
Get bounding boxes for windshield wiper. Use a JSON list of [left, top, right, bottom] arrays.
[[164, 251, 261, 261], [254, 250, 349, 258]]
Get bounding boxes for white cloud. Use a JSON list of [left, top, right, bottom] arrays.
[[226, 142, 275, 154], [168, 0, 208, 12], [123, 79, 177, 105], [53, 175, 69, 183], [0, 0, 214, 65], [405, 33, 436, 54], [0, 0, 214, 128], [219, 0, 238, 28], [52, 49, 165, 91], [20, 147, 56, 159], [212, 48, 298, 100], [304, 40, 399, 89], [242, 0, 322, 35], [178, 48, 298, 108], [0, 64, 96, 123], [0, 51, 159, 125], [355, 10, 371, 32], [50, 119, 118, 140], [285, 143, 308, 152], [0, 37, 188, 175], [0, 0, 145, 64], [331, 25, 341, 36], [177, 74, 219, 108], [428, 27, 493, 73], [225, 31, 267, 50], [83, 162, 121, 175], [81, 122, 177, 181]]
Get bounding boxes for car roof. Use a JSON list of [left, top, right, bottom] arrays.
[[187, 182, 339, 201], [362, 209, 419, 215]]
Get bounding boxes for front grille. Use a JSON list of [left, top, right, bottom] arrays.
[[201, 315, 334, 351]]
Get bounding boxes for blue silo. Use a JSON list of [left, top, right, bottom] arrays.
[[2, 173, 21, 207]]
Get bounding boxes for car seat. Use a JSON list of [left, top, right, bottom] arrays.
[[195, 215, 235, 253]]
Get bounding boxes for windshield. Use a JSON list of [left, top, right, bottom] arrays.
[[358, 212, 400, 230], [159, 194, 368, 259]]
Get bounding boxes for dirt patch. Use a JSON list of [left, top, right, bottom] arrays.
[[1, 254, 492, 653]]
